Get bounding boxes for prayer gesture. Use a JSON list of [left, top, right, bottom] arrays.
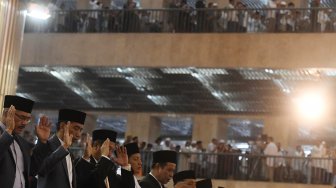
[[112, 146, 128, 167], [5, 105, 15, 135], [36, 115, 51, 143], [83, 135, 92, 160], [101, 138, 110, 157], [62, 121, 73, 149]]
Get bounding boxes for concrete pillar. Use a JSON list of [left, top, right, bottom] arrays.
[[126, 113, 161, 143], [217, 118, 229, 141], [0, 0, 26, 107], [192, 115, 220, 145]]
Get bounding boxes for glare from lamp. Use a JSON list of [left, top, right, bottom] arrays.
[[294, 92, 326, 120], [26, 3, 50, 20]]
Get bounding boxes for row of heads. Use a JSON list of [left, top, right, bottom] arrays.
[[3, 95, 86, 125]]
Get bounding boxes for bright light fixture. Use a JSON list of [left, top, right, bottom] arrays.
[[294, 92, 326, 120], [26, 3, 51, 20]]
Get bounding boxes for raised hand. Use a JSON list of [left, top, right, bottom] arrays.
[[112, 146, 128, 167], [35, 115, 51, 143], [62, 121, 73, 149], [5, 105, 16, 135], [83, 135, 92, 160], [100, 138, 110, 157]]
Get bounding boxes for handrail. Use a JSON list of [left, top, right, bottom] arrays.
[[69, 146, 336, 185]]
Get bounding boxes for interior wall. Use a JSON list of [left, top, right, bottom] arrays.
[[22, 33, 336, 69]]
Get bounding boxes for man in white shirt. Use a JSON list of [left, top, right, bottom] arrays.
[[263, 137, 278, 181]]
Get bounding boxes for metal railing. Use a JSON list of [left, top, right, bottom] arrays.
[[24, 8, 336, 33], [69, 146, 336, 185], [141, 151, 336, 185]]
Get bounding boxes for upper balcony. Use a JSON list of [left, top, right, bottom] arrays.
[[24, 7, 336, 34]]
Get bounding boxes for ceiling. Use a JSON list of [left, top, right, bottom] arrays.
[[16, 66, 336, 115]]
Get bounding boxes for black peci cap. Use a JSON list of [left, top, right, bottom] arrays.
[[173, 170, 196, 185], [4, 95, 34, 113], [58, 109, 86, 124], [196, 179, 212, 188], [124, 142, 140, 157], [92, 129, 117, 143], [152, 150, 177, 164]]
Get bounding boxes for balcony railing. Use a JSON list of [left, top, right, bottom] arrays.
[[70, 146, 336, 185], [24, 8, 336, 33]]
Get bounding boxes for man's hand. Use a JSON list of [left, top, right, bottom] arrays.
[[62, 121, 73, 149], [112, 146, 128, 167], [100, 138, 110, 157], [83, 135, 92, 160], [35, 115, 51, 143], [5, 105, 15, 135]]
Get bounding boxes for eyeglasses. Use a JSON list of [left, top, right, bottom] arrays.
[[15, 113, 32, 123]]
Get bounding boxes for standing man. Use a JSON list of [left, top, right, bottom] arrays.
[[31, 108, 86, 188], [0, 95, 51, 188], [139, 150, 177, 188], [76, 129, 135, 188], [124, 142, 143, 187]]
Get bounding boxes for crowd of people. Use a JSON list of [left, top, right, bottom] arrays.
[[66, 132, 336, 186], [0, 95, 214, 188], [3, 94, 336, 188], [25, 0, 336, 33]]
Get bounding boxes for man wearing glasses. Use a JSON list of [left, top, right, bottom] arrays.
[[0, 95, 51, 188]]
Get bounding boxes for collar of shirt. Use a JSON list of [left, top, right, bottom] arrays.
[[149, 172, 163, 188]]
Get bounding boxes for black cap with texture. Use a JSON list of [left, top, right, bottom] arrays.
[[152, 150, 177, 164], [124, 142, 140, 157], [196, 179, 212, 188], [4, 95, 34, 113], [173, 170, 196, 185], [58, 109, 86, 124], [92, 129, 117, 143]]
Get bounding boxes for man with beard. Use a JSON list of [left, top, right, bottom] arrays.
[[31, 109, 86, 188], [139, 150, 177, 188], [0, 95, 51, 188], [75, 129, 135, 188]]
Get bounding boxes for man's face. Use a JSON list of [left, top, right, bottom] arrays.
[[129, 153, 142, 175], [157, 162, 176, 184], [68, 122, 84, 141], [13, 110, 32, 134]]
